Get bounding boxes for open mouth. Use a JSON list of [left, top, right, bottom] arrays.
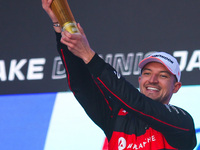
[[146, 87, 160, 92]]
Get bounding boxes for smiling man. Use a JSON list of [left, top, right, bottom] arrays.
[[138, 52, 182, 104], [42, 0, 197, 149]]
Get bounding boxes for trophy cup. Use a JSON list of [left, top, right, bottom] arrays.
[[51, 0, 79, 33]]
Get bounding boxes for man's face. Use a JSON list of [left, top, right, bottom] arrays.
[[138, 62, 181, 104]]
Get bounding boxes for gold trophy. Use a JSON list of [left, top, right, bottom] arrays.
[[51, 0, 79, 33]]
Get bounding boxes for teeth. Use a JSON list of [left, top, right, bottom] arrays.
[[147, 87, 159, 91]]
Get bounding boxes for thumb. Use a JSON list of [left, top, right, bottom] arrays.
[[77, 23, 85, 36]]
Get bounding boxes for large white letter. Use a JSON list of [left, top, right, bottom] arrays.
[[8, 59, 27, 81], [52, 57, 66, 79], [27, 58, 46, 80], [186, 50, 200, 71], [0, 60, 7, 81], [133, 52, 143, 75], [113, 53, 134, 76]]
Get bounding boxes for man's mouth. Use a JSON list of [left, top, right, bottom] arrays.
[[146, 87, 160, 91]]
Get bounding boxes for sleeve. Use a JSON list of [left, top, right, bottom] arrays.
[[86, 53, 197, 147], [55, 32, 119, 136]]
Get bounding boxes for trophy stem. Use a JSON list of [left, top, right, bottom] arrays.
[[51, 0, 79, 33]]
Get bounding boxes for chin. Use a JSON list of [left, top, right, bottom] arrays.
[[148, 96, 163, 103], [149, 97, 159, 101], [145, 93, 159, 101]]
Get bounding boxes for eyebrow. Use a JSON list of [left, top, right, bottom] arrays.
[[142, 68, 171, 75]]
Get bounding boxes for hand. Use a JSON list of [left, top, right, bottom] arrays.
[[61, 23, 95, 64], [42, 0, 57, 22], [42, 0, 62, 32]]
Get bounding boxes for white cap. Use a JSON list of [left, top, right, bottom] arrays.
[[138, 52, 181, 82]]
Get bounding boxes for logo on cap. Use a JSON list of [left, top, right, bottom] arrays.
[[151, 54, 174, 64]]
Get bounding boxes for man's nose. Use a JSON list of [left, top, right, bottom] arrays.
[[149, 74, 159, 83]]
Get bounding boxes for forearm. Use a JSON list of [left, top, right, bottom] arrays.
[[55, 32, 90, 90], [55, 33, 114, 129]]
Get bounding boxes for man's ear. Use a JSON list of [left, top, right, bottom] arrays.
[[173, 82, 182, 93], [138, 76, 141, 83]]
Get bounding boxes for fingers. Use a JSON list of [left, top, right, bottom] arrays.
[[42, 0, 54, 11], [60, 38, 74, 50], [42, 0, 50, 10], [77, 23, 85, 36], [60, 27, 88, 52], [61, 31, 78, 48], [61, 30, 81, 41], [61, 31, 73, 40]]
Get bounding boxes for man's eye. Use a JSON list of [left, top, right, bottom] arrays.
[[143, 72, 150, 75], [160, 75, 167, 78]]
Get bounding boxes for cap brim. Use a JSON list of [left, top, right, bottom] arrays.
[[138, 57, 175, 76]]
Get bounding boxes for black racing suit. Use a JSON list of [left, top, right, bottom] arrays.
[[55, 33, 196, 150]]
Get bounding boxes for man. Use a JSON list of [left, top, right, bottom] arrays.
[[42, 0, 196, 149]]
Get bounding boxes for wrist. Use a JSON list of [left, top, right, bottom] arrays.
[[83, 50, 95, 64], [53, 23, 62, 33], [53, 22, 60, 27]]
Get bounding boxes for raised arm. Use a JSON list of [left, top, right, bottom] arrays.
[[41, 0, 118, 134]]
